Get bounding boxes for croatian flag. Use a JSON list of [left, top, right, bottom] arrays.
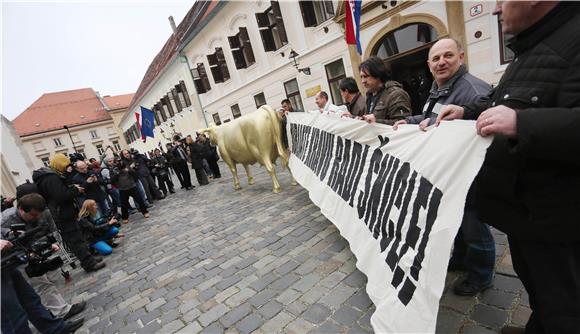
[[345, 0, 362, 55]]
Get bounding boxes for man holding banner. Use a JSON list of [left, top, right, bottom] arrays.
[[395, 38, 496, 297], [437, 2, 580, 333]]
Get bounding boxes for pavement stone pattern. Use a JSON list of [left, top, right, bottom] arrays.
[[47, 162, 529, 333]]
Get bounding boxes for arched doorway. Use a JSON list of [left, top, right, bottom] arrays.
[[371, 23, 438, 115]]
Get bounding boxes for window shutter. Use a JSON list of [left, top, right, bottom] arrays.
[[240, 27, 255, 65], [207, 53, 223, 83], [272, 1, 288, 45], [163, 95, 174, 117], [198, 64, 211, 92], [256, 12, 275, 52], [179, 81, 192, 106], [232, 49, 246, 69], [157, 102, 167, 122], [152, 105, 161, 125], [216, 48, 230, 82], [323, 0, 334, 17]]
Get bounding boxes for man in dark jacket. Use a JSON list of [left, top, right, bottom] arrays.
[[437, 2, 580, 333], [167, 137, 194, 190], [359, 56, 411, 125], [396, 38, 495, 297], [32, 154, 105, 273], [339, 77, 366, 118]]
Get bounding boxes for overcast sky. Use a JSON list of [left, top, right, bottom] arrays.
[[1, 0, 193, 120]]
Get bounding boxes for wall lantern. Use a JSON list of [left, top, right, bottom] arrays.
[[288, 49, 311, 75]]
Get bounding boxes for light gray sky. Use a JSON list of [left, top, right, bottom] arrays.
[[1, 1, 193, 120]]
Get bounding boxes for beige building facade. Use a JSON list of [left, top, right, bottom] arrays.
[[1, 115, 35, 197]]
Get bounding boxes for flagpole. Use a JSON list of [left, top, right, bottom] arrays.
[[348, 44, 364, 95]]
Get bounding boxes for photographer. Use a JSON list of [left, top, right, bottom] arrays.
[[72, 160, 110, 218], [32, 153, 105, 273], [100, 157, 122, 215], [152, 148, 175, 196], [121, 149, 164, 202], [1, 194, 84, 334], [78, 200, 122, 255], [110, 157, 150, 224]]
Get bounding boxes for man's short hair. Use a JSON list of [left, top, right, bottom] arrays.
[[339, 77, 360, 94], [281, 99, 291, 105], [17, 193, 46, 213], [359, 56, 391, 83], [318, 91, 329, 100]]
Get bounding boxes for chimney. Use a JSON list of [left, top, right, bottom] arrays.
[[169, 16, 177, 34]]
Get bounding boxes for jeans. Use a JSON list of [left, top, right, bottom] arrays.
[[1, 270, 64, 334], [135, 180, 150, 208], [451, 209, 496, 285], [107, 188, 121, 214], [91, 226, 120, 255]]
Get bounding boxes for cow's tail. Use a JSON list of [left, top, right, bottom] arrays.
[[265, 106, 289, 170]]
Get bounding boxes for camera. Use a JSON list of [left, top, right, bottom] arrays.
[[69, 152, 85, 163], [1, 224, 63, 277]]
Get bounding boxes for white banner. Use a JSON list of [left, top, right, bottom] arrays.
[[286, 113, 492, 333]]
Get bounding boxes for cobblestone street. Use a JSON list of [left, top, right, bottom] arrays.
[[50, 162, 530, 334]]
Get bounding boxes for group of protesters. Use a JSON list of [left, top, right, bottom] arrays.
[[281, 2, 579, 334]]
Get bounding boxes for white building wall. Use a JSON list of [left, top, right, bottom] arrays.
[[120, 58, 206, 153], [1, 115, 35, 196], [181, 0, 349, 121]]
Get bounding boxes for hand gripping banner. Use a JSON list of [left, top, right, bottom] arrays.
[[286, 113, 492, 333]]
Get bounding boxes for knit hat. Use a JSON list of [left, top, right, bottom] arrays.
[[49, 153, 70, 174]]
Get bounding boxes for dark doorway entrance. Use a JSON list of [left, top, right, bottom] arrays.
[[372, 23, 437, 115], [388, 44, 433, 116]]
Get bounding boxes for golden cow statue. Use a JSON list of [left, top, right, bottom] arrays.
[[201, 105, 296, 193]]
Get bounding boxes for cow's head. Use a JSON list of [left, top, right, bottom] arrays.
[[198, 126, 218, 146]]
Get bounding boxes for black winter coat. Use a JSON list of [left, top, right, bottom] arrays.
[[72, 172, 107, 202], [32, 168, 81, 232], [187, 142, 204, 169], [463, 2, 580, 241]]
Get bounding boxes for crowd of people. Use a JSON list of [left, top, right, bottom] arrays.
[[1, 1, 578, 333], [1, 132, 221, 333]]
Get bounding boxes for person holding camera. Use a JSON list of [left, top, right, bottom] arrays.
[[1, 189, 87, 321], [32, 154, 105, 273], [78, 200, 122, 255], [121, 149, 164, 202], [1, 194, 84, 334], [72, 160, 110, 218], [110, 158, 150, 224], [152, 148, 175, 196], [100, 157, 122, 215]]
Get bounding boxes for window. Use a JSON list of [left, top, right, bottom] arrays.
[[41, 157, 50, 167], [53, 138, 63, 147], [254, 92, 267, 108], [112, 140, 121, 152], [162, 96, 175, 118], [77, 148, 86, 158], [171, 88, 183, 113], [231, 104, 242, 119], [151, 105, 161, 125], [284, 79, 304, 112], [192, 63, 211, 94], [90, 130, 98, 139], [229, 27, 256, 69], [256, 1, 288, 52], [96, 144, 105, 155], [178, 81, 192, 107], [325, 59, 346, 105], [375, 23, 437, 60], [299, 1, 334, 27], [212, 113, 222, 126], [207, 47, 230, 83], [498, 19, 514, 64], [156, 102, 167, 122]]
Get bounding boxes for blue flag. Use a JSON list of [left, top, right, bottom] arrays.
[[140, 106, 155, 139]]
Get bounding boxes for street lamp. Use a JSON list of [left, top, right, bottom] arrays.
[[288, 49, 311, 75], [63, 125, 78, 153]]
